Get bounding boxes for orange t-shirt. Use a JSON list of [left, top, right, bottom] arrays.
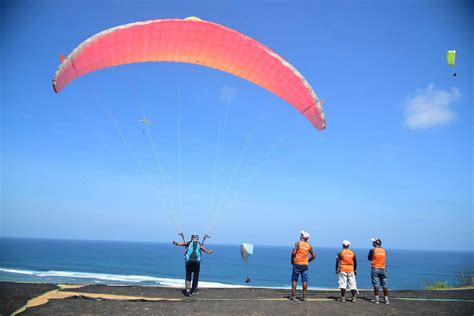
[[293, 241, 313, 265], [339, 249, 355, 272], [371, 247, 386, 269]]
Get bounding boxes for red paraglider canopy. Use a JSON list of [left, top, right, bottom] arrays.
[[53, 17, 326, 130]]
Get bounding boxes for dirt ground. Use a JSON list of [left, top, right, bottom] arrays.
[[0, 282, 58, 315], [1, 282, 473, 315]]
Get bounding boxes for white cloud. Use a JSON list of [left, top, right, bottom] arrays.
[[404, 83, 461, 130]]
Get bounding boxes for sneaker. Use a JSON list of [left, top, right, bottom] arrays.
[[300, 296, 306, 302], [351, 297, 356, 303], [384, 299, 390, 305], [193, 290, 199, 296], [338, 297, 346, 303], [289, 295, 295, 301], [372, 299, 380, 304], [184, 290, 191, 297]]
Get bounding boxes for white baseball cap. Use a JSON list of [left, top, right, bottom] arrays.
[[342, 240, 351, 246], [300, 230, 310, 239], [371, 238, 382, 245]]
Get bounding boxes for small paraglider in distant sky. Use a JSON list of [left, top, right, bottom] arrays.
[[138, 118, 153, 125], [138, 118, 153, 133], [241, 243, 254, 261], [241, 243, 254, 283], [446, 50, 456, 77], [185, 16, 203, 21]]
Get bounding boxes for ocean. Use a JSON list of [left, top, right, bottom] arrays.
[[0, 238, 472, 290]]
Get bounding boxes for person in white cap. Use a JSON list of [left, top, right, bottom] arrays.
[[335, 240, 358, 302], [290, 230, 316, 301], [368, 238, 389, 304]]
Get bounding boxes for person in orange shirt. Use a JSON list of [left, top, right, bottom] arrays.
[[368, 238, 389, 304], [335, 240, 358, 303], [290, 230, 316, 301]]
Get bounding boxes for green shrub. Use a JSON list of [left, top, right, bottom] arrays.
[[425, 281, 451, 290]]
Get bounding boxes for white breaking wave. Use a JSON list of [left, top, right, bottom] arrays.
[[0, 268, 35, 275], [0, 267, 248, 288]]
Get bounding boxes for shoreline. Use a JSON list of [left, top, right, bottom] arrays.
[[4, 266, 468, 291], [2, 281, 473, 315]]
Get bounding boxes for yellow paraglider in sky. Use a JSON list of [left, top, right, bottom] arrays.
[[185, 16, 202, 21], [138, 118, 153, 125], [138, 118, 153, 133], [446, 50, 456, 77]]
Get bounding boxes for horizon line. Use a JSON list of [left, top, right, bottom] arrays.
[[1, 236, 472, 253]]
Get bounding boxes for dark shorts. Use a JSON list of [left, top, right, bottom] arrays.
[[371, 268, 388, 287], [291, 264, 309, 283], [185, 261, 200, 279]]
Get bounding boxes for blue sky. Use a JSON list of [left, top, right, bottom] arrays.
[[1, 0, 472, 251]]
